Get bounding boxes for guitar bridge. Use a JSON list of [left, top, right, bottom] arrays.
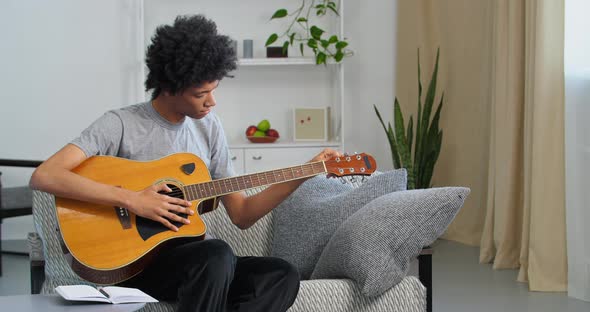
[[115, 207, 132, 229]]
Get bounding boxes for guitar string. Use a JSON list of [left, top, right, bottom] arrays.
[[160, 165, 327, 197], [162, 174, 359, 199], [158, 162, 361, 199], [161, 174, 305, 198]]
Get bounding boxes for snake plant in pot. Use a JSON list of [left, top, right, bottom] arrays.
[[374, 48, 443, 189]]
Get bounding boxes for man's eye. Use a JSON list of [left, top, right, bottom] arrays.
[[195, 94, 205, 98]]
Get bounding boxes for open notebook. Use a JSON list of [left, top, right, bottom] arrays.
[[55, 285, 158, 304]]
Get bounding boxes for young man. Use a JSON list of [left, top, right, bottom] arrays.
[[30, 15, 341, 312]]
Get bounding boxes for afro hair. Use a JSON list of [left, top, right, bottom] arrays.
[[145, 15, 237, 99]]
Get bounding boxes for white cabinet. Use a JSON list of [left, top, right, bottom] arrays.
[[230, 142, 341, 174], [229, 148, 245, 175], [244, 147, 325, 173]]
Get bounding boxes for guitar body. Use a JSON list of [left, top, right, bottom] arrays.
[[55, 153, 217, 284]]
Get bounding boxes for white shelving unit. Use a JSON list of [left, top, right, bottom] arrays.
[[228, 55, 345, 173], [228, 0, 346, 174], [238, 57, 318, 66]]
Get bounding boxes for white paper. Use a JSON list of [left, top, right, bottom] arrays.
[[101, 286, 159, 304], [55, 285, 110, 303], [55, 285, 158, 304]]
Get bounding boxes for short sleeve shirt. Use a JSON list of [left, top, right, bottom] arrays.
[[70, 101, 235, 180]]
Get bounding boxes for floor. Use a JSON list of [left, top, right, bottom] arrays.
[[0, 252, 29, 296], [1, 239, 589, 311], [430, 240, 589, 312]]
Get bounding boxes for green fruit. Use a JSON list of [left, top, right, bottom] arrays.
[[253, 130, 266, 137], [257, 119, 271, 132]]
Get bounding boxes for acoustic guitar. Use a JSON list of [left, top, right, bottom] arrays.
[[55, 152, 376, 284]]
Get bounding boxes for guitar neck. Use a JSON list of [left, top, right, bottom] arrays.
[[183, 161, 327, 201]]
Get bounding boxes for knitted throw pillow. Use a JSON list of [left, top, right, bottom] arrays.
[[311, 187, 470, 296], [270, 170, 407, 279]]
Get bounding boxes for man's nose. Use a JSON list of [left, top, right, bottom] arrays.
[[206, 93, 216, 107]]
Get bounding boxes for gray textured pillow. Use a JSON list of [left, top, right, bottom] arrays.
[[311, 187, 470, 297], [271, 170, 407, 279]]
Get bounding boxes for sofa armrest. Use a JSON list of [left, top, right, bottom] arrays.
[[27, 232, 45, 294], [291, 277, 426, 312], [418, 246, 433, 312]]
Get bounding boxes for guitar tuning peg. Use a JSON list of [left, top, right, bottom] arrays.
[[349, 176, 358, 183], [339, 177, 348, 184], [360, 176, 368, 184]]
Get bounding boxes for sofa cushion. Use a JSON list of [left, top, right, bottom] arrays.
[[201, 186, 274, 257], [311, 187, 470, 296], [270, 170, 407, 279]]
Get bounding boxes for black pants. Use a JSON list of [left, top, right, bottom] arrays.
[[119, 239, 300, 312]]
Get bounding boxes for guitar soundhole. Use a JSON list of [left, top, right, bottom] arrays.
[[158, 183, 188, 222], [136, 183, 188, 241]]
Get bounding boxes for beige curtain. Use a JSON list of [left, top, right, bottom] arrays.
[[395, 0, 567, 291], [395, 0, 493, 247], [480, 0, 567, 291]]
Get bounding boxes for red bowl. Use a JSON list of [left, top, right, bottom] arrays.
[[247, 136, 278, 143]]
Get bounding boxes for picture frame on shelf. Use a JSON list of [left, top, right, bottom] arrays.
[[293, 107, 329, 141]]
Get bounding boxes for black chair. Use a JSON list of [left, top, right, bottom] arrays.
[[0, 159, 43, 276]]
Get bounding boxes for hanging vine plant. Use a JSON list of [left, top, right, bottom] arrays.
[[265, 0, 353, 65]]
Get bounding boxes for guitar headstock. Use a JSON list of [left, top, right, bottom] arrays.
[[324, 153, 377, 177]]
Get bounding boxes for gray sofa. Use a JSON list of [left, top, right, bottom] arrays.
[[28, 186, 431, 312]]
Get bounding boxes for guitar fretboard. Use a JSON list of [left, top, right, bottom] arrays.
[[182, 161, 326, 201]]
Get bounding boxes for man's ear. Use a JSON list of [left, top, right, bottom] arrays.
[[162, 90, 176, 97]]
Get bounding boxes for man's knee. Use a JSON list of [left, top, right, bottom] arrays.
[[187, 239, 236, 280], [273, 258, 300, 297], [202, 239, 235, 260]]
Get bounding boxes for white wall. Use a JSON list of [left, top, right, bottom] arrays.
[[343, 0, 397, 170], [0, 0, 144, 240]]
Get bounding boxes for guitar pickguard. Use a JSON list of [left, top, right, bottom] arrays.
[[136, 215, 186, 241]]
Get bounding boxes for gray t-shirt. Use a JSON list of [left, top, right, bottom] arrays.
[[71, 101, 235, 180]]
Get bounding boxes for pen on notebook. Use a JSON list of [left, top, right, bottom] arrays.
[[98, 287, 110, 298]]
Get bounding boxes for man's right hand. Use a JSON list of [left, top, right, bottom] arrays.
[[30, 144, 193, 233], [126, 183, 193, 232]]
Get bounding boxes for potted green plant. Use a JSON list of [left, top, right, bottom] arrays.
[[374, 48, 443, 189], [265, 0, 352, 65]]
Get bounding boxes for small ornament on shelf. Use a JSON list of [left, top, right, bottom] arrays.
[[243, 39, 253, 58], [266, 46, 288, 58], [293, 107, 328, 141]]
